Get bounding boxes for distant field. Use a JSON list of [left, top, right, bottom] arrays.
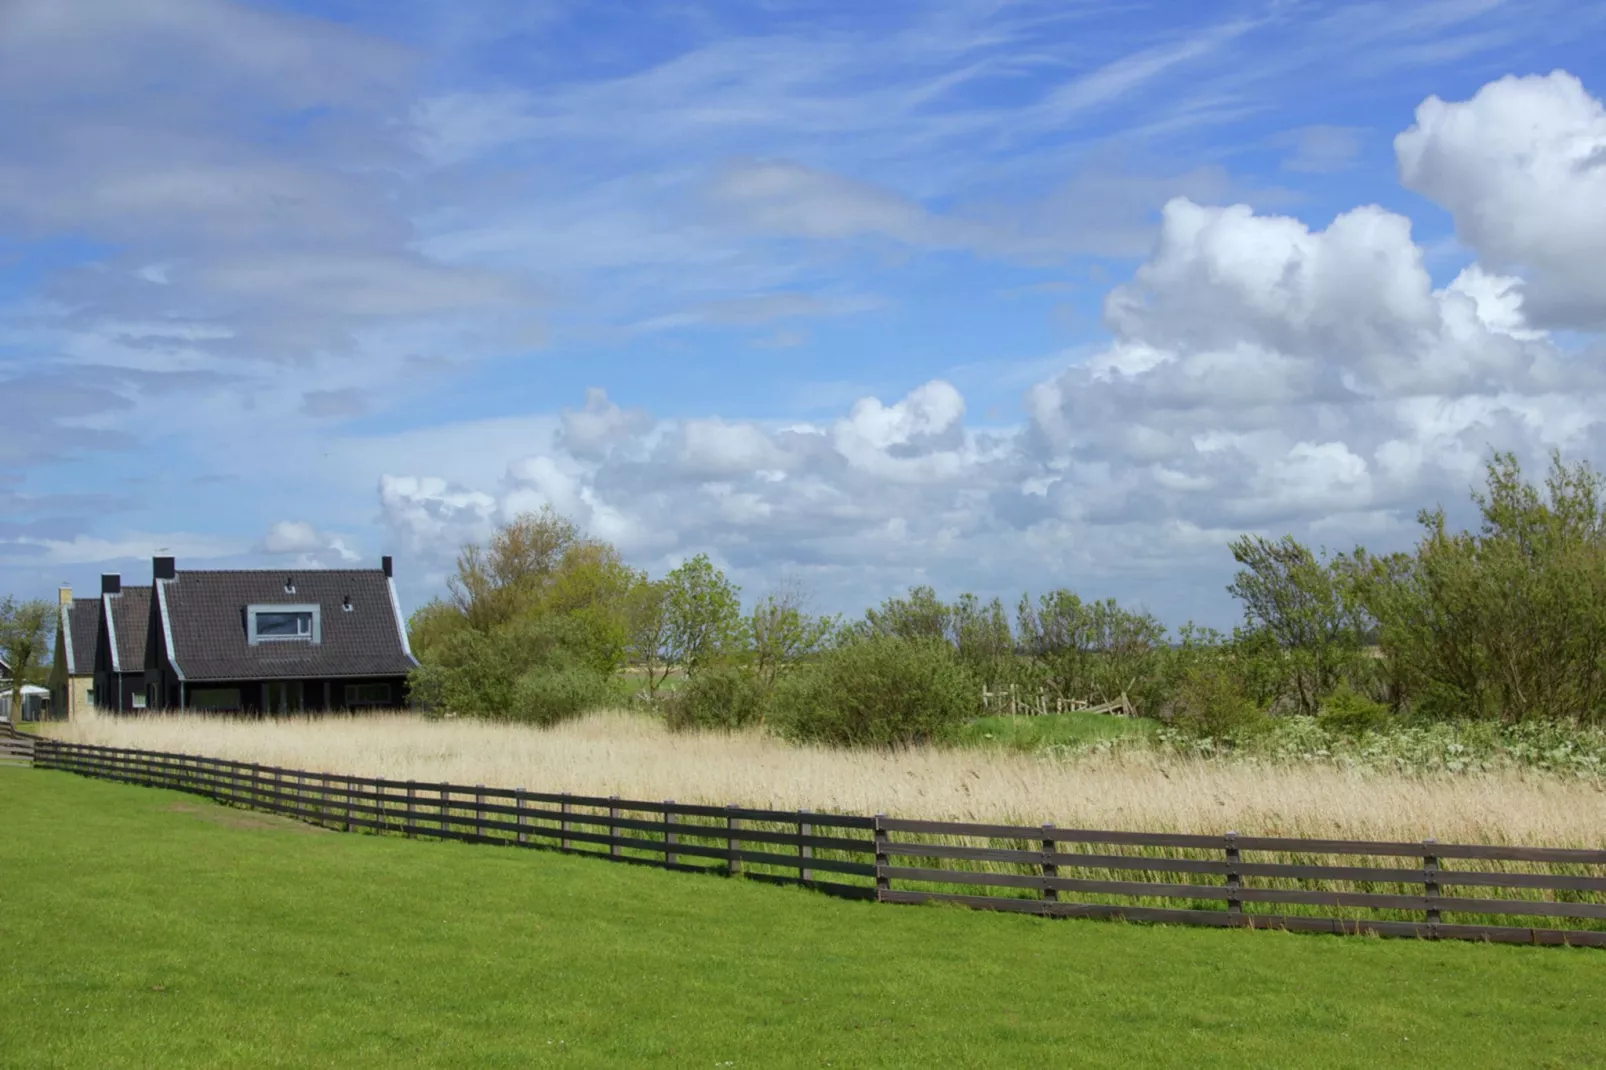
[[2, 767, 1603, 1068]]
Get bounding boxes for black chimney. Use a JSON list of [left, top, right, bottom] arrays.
[[153, 556, 176, 581], [101, 573, 122, 595], [382, 555, 393, 578]]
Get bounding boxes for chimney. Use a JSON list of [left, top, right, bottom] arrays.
[[59, 585, 73, 606], [153, 556, 176, 581], [382, 555, 393, 578], [101, 574, 122, 595]]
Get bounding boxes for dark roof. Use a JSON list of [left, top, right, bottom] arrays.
[[105, 587, 150, 674], [61, 599, 102, 675], [158, 569, 416, 683]]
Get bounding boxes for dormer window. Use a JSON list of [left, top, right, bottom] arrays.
[[247, 603, 321, 645]]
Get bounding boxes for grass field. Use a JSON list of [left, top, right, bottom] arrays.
[[3, 767, 1603, 1068], [951, 709, 1159, 751]]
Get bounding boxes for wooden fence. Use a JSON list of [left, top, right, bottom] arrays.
[[0, 722, 36, 766], [980, 686, 1134, 717], [27, 737, 1606, 948]]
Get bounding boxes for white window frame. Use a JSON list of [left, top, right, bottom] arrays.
[[247, 603, 322, 646]]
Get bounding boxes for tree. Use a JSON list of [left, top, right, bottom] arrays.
[[448, 506, 581, 630], [662, 555, 745, 677], [861, 585, 949, 642], [0, 596, 53, 721], [747, 581, 837, 696], [1016, 591, 1164, 709], [1360, 451, 1606, 723], [946, 593, 1016, 687], [625, 578, 673, 699], [1226, 534, 1369, 716]]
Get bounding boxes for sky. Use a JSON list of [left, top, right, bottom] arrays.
[[2, 0, 1606, 629]]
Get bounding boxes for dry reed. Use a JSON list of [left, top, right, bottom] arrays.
[[45, 708, 1606, 848]]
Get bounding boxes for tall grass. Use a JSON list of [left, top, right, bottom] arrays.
[[46, 707, 1606, 848]]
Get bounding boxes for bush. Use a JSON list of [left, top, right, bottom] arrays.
[[507, 665, 619, 727], [1317, 682, 1391, 736], [771, 635, 980, 747], [1168, 660, 1268, 741], [664, 665, 768, 732]]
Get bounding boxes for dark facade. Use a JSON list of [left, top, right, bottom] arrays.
[[141, 555, 417, 714], [94, 576, 151, 712]]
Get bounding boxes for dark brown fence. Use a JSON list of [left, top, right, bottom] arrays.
[[0, 722, 36, 765], [31, 738, 1606, 948]]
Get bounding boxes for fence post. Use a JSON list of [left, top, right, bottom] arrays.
[[439, 783, 451, 838], [727, 806, 742, 877], [474, 785, 486, 842], [664, 800, 678, 867], [515, 788, 528, 846], [273, 766, 283, 813], [1042, 823, 1059, 909], [1423, 838, 1441, 935], [561, 792, 572, 851], [1225, 831, 1242, 923], [799, 809, 813, 883], [344, 776, 353, 832], [319, 772, 330, 826], [874, 814, 890, 902], [405, 781, 417, 837], [609, 795, 621, 859]]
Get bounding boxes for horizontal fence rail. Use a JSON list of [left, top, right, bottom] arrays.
[[30, 739, 1606, 948]]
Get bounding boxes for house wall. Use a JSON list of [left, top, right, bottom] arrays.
[[51, 676, 94, 720], [146, 675, 409, 715], [94, 669, 146, 712]]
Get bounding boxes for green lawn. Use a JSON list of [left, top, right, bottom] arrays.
[[953, 709, 1159, 751], [2, 769, 1601, 1069]]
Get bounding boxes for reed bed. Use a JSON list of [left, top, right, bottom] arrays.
[[45, 708, 1606, 848]]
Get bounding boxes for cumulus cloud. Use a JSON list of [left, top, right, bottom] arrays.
[[1396, 70, 1606, 328]]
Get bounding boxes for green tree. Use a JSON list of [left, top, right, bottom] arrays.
[[0, 596, 54, 720], [860, 585, 949, 642], [662, 554, 745, 677], [1226, 534, 1369, 716], [448, 506, 581, 630], [947, 593, 1016, 687], [1361, 451, 1606, 723], [746, 582, 837, 696], [1016, 591, 1166, 711], [624, 578, 673, 700]]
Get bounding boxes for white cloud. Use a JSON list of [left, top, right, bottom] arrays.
[[260, 520, 360, 565], [0, 531, 243, 567], [1396, 70, 1606, 328]]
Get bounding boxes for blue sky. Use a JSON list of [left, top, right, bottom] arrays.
[[3, 0, 1605, 629]]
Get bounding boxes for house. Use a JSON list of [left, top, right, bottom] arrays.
[[3, 652, 51, 722], [49, 585, 102, 719], [140, 555, 417, 714], [0, 683, 51, 722], [94, 575, 151, 712]]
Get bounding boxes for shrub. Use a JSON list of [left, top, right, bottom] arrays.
[[1316, 682, 1391, 736], [507, 665, 619, 727], [771, 635, 980, 747], [1167, 660, 1268, 741], [664, 665, 768, 732]]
